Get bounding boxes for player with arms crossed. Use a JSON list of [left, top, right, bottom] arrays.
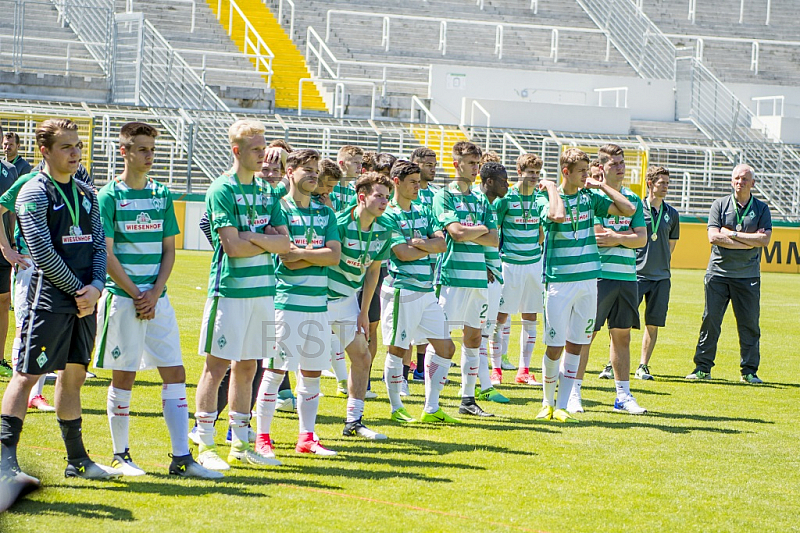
[[194, 120, 291, 471], [535, 148, 635, 423], [93, 122, 220, 478]]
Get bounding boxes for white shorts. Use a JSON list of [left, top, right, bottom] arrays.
[[198, 296, 277, 361], [94, 292, 182, 371], [380, 287, 448, 349], [269, 309, 331, 372], [327, 295, 359, 351], [14, 263, 33, 324], [499, 261, 544, 315], [543, 279, 597, 347], [438, 286, 488, 332]]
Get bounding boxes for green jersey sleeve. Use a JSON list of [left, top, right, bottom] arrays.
[[207, 185, 236, 232], [433, 189, 459, 228], [630, 197, 646, 228], [162, 193, 180, 238], [96, 184, 116, 239], [590, 189, 613, 219]]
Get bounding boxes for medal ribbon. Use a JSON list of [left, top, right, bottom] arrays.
[[648, 199, 664, 236], [391, 201, 418, 241], [732, 194, 754, 229], [47, 173, 80, 229], [284, 197, 316, 247], [354, 209, 376, 268], [232, 173, 259, 226]]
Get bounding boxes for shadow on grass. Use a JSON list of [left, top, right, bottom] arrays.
[[583, 418, 746, 434], [645, 411, 773, 425], [655, 375, 797, 389], [4, 500, 135, 522]]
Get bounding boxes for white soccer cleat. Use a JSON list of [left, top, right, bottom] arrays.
[[400, 379, 410, 397], [228, 444, 282, 467], [197, 447, 231, 471], [567, 392, 584, 414], [613, 395, 647, 415], [364, 390, 378, 399]]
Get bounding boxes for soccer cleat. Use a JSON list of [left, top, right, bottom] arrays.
[[27, 395, 56, 412], [321, 369, 337, 378], [64, 458, 123, 480], [475, 386, 510, 403], [364, 390, 378, 399], [411, 369, 425, 382], [419, 408, 461, 424], [400, 378, 410, 397], [458, 400, 495, 417], [276, 389, 296, 412], [44, 372, 57, 382], [634, 364, 654, 381], [227, 442, 282, 466], [741, 374, 763, 384], [613, 395, 647, 414], [515, 369, 541, 386], [0, 463, 40, 487], [225, 426, 256, 445], [552, 408, 580, 423], [255, 435, 277, 459], [196, 445, 231, 471], [169, 453, 224, 479], [490, 368, 502, 386], [500, 354, 517, 370], [598, 363, 614, 380], [295, 432, 337, 456], [85, 371, 96, 379], [535, 405, 554, 420], [336, 379, 348, 397], [343, 418, 388, 440], [188, 425, 203, 446], [567, 392, 584, 414], [111, 449, 146, 476], [390, 407, 416, 424], [686, 371, 711, 381], [0, 359, 12, 378]]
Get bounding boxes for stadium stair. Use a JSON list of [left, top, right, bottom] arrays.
[[207, 0, 327, 112], [411, 125, 468, 179]]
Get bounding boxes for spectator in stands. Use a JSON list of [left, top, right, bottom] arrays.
[[3, 133, 31, 177], [634, 166, 680, 381], [687, 164, 772, 384]]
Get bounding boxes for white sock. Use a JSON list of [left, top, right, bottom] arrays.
[[489, 325, 503, 369], [195, 411, 218, 448], [519, 320, 537, 370], [571, 378, 583, 399], [384, 354, 404, 412], [296, 375, 320, 434], [459, 345, 480, 399], [477, 343, 493, 392], [162, 383, 190, 457], [11, 338, 20, 369], [556, 352, 580, 410], [256, 370, 283, 436], [228, 411, 250, 446], [615, 380, 631, 400], [346, 397, 364, 423], [423, 347, 450, 414], [502, 322, 511, 357], [330, 335, 348, 382], [542, 355, 560, 407], [107, 386, 132, 454]]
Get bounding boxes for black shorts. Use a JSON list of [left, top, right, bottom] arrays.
[[637, 278, 671, 327], [0, 264, 11, 294], [595, 279, 640, 331], [17, 310, 96, 375], [358, 265, 388, 324]]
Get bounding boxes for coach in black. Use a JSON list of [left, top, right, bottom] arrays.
[[0, 119, 120, 488], [687, 164, 772, 384]]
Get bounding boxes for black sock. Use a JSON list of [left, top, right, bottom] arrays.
[[278, 372, 291, 392], [58, 417, 88, 464], [417, 349, 425, 370], [402, 365, 410, 381], [461, 396, 475, 406], [1, 415, 23, 471]]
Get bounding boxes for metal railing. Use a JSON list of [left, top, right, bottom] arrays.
[[51, 0, 114, 74], [125, 0, 196, 33], [298, 78, 378, 119], [215, 0, 275, 87], [595, 87, 629, 108], [0, 34, 106, 77]]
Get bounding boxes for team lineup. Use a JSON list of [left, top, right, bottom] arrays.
[[0, 117, 772, 491]]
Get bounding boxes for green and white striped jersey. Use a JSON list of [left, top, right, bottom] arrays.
[[383, 202, 440, 292], [594, 187, 645, 281], [328, 208, 393, 300], [495, 184, 543, 265], [98, 179, 180, 298], [414, 183, 440, 208], [331, 181, 357, 212], [432, 182, 496, 289], [275, 198, 339, 312], [271, 181, 289, 199], [206, 172, 286, 299], [471, 185, 503, 284], [537, 188, 613, 284]]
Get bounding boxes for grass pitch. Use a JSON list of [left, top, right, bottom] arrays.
[[1, 250, 798, 533]]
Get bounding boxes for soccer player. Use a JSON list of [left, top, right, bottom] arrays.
[[687, 164, 772, 384], [432, 141, 498, 417], [328, 172, 393, 439], [362, 151, 376, 173], [0, 133, 17, 380], [194, 120, 291, 470], [634, 166, 680, 380], [492, 154, 562, 386], [1, 118, 120, 483], [255, 148, 341, 458], [380, 161, 459, 423], [535, 148, 634, 423], [373, 153, 397, 178], [471, 162, 510, 404], [571, 144, 647, 415], [3, 133, 30, 177], [332, 145, 363, 212], [93, 122, 220, 478]]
